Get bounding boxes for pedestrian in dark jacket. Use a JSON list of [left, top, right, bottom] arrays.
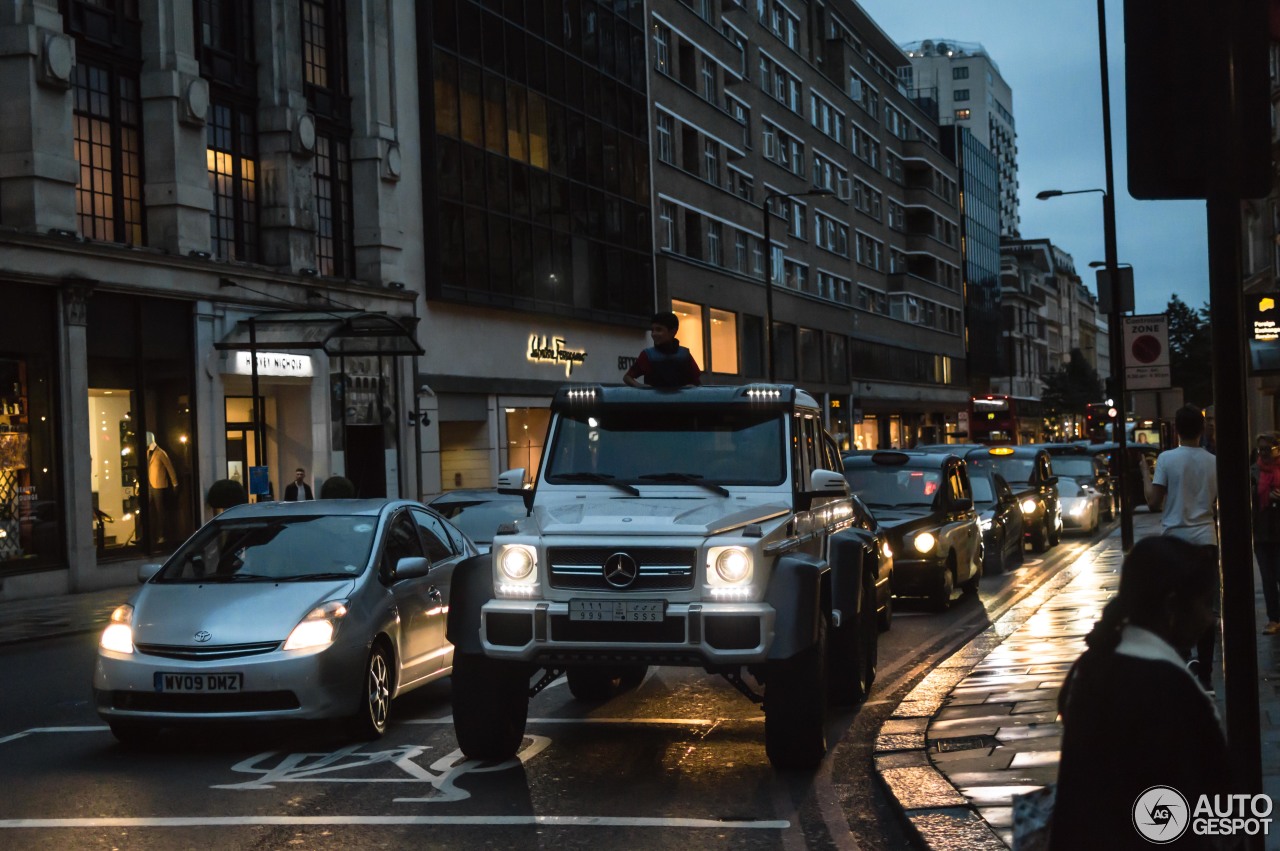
[[1050, 535, 1233, 850], [1253, 432, 1280, 634], [623, 310, 701, 388]]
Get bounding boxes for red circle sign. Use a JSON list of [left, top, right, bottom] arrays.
[[1131, 334, 1162, 364]]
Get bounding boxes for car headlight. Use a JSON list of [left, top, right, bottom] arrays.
[[882, 541, 893, 559], [1070, 502, 1087, 517], [912, 532, 937, 554], [1020, 498, 1038, 515], [497, 544, 537, 581], [283, 599, 349, 651], [708, 546, 752, 584], [979, 517, 993, 531], [100, 604, 135, 654]]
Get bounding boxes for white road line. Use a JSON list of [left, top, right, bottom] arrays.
[[0, 726, 108, 745], [404, 717, 756, 726], [0, 815, 789, 830]]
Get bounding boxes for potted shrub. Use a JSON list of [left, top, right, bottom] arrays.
[[206, 478, 248, 512]]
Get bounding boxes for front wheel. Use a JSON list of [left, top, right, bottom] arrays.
[[346, 643, 393, 741], [765, 617, 828, 769], [828, 584, 878, 705], [1048, 514, 1061, 546], [961, 556, 982, 594], [929, 563, 955, 612], [452, 653, 530, 761]]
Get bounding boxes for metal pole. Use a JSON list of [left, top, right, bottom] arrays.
[[249, 316, 262, 469], [764, 196, 774, 382], [1097, 0, 1132, 551]]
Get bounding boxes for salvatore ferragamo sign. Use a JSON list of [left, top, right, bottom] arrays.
[[527, 334, 587, 376]]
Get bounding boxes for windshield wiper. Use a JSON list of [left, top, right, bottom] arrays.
[[550, 472, 640, 495], [218, 573, 275, 582], [638, 472, 730, 497], [277, 572, 358, 582]]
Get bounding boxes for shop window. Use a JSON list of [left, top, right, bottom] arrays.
[[853, 415, 878, 451], [708, 308, 738, 375], [0, 288, 61, 569], [672, 300, 704, 369], [87, 294, 196, 557]]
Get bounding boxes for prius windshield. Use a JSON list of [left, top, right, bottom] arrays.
[[545, 408, 786, 486], [154, 515, 377, 583]]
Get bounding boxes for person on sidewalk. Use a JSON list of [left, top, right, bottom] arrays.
[[623, 311, 701, 388], [1051, 535, 1232, 850], [283, 468, 314, 501], [1147, 404, 1219, 692], [1252, 432, 1280, 635]]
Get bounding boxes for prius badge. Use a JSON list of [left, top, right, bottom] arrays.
[[194, 630, 212, 643]]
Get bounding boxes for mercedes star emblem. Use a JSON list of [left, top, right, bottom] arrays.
[[193, 630, 212, 643], [602, 552, 639, 588]]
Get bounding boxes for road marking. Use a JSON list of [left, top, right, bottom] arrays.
[[0, 726, 107, 745], [0, 815, 789, 829], [405, 717, 741, 726]]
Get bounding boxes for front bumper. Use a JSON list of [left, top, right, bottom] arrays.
[[479, 599, 776, 667], [93, 638, 366, 724], [887, 554, 947, 596]]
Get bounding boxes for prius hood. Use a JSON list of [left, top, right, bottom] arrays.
[[130, 579, 355, 646], [530, 495, 791, 537]]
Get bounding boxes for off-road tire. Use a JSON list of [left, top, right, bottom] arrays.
[[617, 664, 649, 690], [828, 581, 878, 705], [452, 653, 530, 761], [764, 616, 828, 769]]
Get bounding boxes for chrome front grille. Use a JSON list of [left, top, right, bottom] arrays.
[[134, 641, 281, 661], [547, 546, 696, 591]]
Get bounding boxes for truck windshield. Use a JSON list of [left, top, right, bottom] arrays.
[[545, 408, 787, 486]]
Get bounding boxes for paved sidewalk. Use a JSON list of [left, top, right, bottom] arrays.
[[0, 583, 134, 646], [876, 509, 1280, 850]]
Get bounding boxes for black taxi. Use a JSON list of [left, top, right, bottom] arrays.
[[956, 445, 1062, 553], [841, 450, 982, 610]]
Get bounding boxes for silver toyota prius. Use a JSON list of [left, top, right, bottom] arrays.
[[94, 498, 475, 745]]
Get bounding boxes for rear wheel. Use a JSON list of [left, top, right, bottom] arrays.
[[877, 591, 893, 632], [764, 616, 827, 769], [346, 642, 392, 741], [828, 581, 878, 705], [617, 664, 649, 690], [452, 653, 530, 761], [1029, 518, 1049, 553]]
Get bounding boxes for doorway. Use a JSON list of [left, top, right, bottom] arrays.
[[345, 425, 385, 498]]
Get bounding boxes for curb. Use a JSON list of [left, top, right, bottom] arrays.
[[872, 533, 1121, 850]]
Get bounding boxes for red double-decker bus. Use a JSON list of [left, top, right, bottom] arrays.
[[969, 395, 1047, 445], [1084, 402, 1115, 443]]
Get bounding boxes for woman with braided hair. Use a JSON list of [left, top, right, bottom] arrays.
[[1050, 536, 1235, 850]]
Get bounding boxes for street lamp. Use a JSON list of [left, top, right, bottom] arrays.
[[1038, 181, 1131, 550], [763, 187, 833, 381]]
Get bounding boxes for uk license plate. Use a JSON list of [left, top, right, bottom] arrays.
[[153, 672, 243, 693], [569, 599, 666, 622]]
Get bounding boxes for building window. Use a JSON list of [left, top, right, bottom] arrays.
[[952, 66, 969, 80], [700, 56, 716, 101], [709, 308, 739, 373], [954, 89, 970, 102], [703, 139, 720, 184], [707, 221, 723, 266], [656, 113, 674, 163], [799, 328, 822, 383], [672, 300, 705, 368], [659, 201, 676, 250], [304, 0, 353, 279], [734, 231, 749, 271], [954, 108, 971, 120], [314, 136, 352, 278], [72, 63, 145, 245], [207, 104, 259, 262], [653, 23, 670, 74]]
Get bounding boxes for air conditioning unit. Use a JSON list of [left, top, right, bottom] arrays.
[[835, 175, 853, 202]]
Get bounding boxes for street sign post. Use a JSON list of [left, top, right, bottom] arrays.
[[1122, 314, 1170, 390]]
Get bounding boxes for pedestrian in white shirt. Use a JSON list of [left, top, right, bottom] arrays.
[[1148, 405, 1219, 692]]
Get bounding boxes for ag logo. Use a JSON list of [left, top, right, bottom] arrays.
[[1133, 785, 1190, 843]]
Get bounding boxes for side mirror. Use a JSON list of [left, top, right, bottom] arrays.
[[952, 498, 974, 512], [810, 469, 850, 495], [497, 468, 526, 494], [138, 563, 163, 583], [394, 556, 431, 580], [1045, 475, 1059, 487]]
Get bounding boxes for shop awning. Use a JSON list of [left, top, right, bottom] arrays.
[[214, 310, 423, 356]]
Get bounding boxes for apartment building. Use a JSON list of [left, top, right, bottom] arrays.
[[648, 0, 969, 449], [0, 0, 423, 598]]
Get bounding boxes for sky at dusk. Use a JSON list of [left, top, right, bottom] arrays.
[[857, 0, 1211, 317]]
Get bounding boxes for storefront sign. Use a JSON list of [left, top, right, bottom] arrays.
[[527, 335, 587, 376], [1249, 293, 1280, 373], [228, 351, 314, 378]]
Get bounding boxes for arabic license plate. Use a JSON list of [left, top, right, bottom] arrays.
[[153, 672, 243, 693], [568, 600, 666, 622]]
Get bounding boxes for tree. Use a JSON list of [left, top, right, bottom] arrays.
[[1166, 295, 1213, 407], [1041, 348, 1105, 421]]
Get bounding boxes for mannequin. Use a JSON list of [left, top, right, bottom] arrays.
[[146, 431, 178, 543]]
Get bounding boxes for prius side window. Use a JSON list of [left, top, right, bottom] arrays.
[[381, 514, 424, 580]]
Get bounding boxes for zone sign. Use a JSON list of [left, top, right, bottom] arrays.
[[1122, 314, 1171, 390]]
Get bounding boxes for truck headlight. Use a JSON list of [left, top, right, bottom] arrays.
[[497, 544, 537, 581], [710, 547, 752, 583], [912, 532, 936, 554], [1020, 498, 1038, 515], [100, 604, 135, 654]]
